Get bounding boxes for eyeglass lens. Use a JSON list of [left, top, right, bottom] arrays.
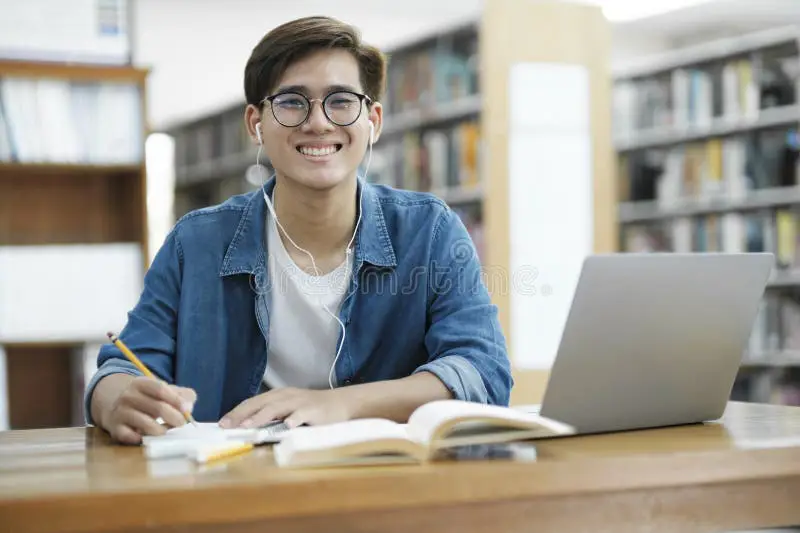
[[270, 91, 363, 127]]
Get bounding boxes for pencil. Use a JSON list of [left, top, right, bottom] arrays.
[[106, 331, 198, 427], [196, 441, 255, 464]]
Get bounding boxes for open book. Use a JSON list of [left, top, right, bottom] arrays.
[[273, 399, 575, 468]]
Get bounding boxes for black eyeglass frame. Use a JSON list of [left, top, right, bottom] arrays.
[[260, 90, 373, 128]]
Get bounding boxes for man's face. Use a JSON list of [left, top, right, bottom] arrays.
[[259, 49, 381, 191]]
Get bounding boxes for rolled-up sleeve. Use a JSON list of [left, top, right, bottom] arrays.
[[414, 208, 513, 406], [83, 359, 142, 425], [82, 227, 184, 425]]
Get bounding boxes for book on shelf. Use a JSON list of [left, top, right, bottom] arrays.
[[619, 126, 799, 206], [272, 399, 575, 468], [614, 42, 798, 142], [384, 28, 478, 116], [370, 119, 482, 193], [0, 77, 142, 164], [621, 126, 799, 260]]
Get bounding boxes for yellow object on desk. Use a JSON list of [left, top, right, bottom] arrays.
[[106, 331, 198, 427], [193, 441, 255, 464]]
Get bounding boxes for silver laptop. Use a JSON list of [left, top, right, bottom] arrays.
[[524, 252, 774, 435]]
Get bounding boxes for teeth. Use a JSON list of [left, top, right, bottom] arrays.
[[299, 145, 337, 157]]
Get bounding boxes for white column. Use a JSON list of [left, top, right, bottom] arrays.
[[0, 345, 9, 431], [507, 62, 593, 370], [73, 343, 101, 426]]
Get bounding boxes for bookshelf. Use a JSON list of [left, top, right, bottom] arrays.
[[0, 60, 149, 428], [612, 25, 800, 406], [168, 0, 616, 406]]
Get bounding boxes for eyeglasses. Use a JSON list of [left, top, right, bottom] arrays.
[[262, 90, 372, 128]]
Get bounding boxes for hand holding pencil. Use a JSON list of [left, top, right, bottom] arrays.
[[107, 332, 198, 426], [94, 332, 198, 445]]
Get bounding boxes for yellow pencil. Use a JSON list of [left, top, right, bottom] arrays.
[[106, 331, 198, 427], [198, 442, 255, 464]]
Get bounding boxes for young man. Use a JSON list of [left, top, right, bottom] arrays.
[[86, 16, 512, 444]]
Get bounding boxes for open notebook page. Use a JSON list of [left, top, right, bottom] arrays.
[[276, 419, 410, 452]]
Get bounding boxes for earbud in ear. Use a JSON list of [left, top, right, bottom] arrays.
[[368, 120, 374, 146], [255, 121, 262, 144]]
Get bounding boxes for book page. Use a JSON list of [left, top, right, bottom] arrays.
[[276, 419, 409, 453], [407, 400, 574, 443]]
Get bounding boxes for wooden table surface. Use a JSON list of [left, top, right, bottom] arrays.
[[1, 401, 799, 533]]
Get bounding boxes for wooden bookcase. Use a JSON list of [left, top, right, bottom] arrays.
[[612, 26, 800, 405], [0, 60, 149, 428], [167, 0, 616, 406]]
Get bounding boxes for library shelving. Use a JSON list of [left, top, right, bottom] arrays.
[[0, 60, 149, 429], [612, 25, 800, 406], [167, 0, 617, 406]]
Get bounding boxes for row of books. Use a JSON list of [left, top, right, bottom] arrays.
[[731, 369, 800, 406], [751, 293, 800, 354], [747, 293, 800, 408], [0, 77, 143, 164], [770, 379, 800, 405], [384, 30, 479, 117], [173, 105, 251, 172], [619, 128, 799, 204], [613, 48, 798, 137], [623, 207, 800, 266], [368, 119, 481, 193]]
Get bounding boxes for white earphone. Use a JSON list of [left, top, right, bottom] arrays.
[[255, 116, 374, 389]]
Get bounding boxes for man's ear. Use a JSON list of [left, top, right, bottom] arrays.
[[368, 101, 383, 144], [244, 105, 263, 144]]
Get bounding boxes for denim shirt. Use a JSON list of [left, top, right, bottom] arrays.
[[84, 177, 512, 424]]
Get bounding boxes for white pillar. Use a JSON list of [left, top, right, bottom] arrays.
[[0, 345, 9, 431], [508, 62, 593, 371]]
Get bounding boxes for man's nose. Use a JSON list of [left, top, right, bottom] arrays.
[[305, 100, 332, 131]]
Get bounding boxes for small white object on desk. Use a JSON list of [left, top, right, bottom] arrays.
[[141, 421, 290, 460], [143, 439, 202, 460]]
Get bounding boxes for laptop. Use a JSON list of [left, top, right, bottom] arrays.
[[521, 252, 774, 435]]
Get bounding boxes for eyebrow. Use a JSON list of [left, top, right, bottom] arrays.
[[274, 84, 361, 95]]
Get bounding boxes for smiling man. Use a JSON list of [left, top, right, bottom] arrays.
[[85, 15, 512, 444]]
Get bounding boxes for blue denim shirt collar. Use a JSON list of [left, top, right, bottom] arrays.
[[218, 175, 397, 277]]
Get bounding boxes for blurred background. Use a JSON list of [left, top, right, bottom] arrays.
[[0, 0, 799, 431]]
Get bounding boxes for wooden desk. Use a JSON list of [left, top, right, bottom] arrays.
[[1, 401, 799, 533]]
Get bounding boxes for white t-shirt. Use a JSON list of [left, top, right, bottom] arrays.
[[263, 209, 353, 390]]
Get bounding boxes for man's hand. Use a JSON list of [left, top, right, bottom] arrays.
[[219, 373, 453, 429], [219, 388, 354, 429], [94, 374, 196, 445]]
